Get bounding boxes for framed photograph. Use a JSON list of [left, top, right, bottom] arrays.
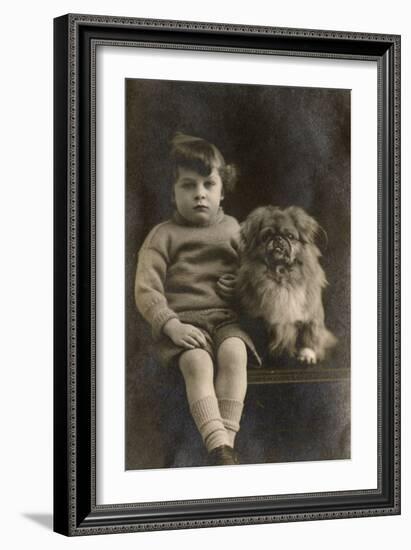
[[53, 14, 400, 536]]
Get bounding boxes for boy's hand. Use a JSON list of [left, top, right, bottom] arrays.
[[216, 273, 237, 300], [163, 318, 207, 350]]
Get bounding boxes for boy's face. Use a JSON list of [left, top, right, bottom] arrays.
[[173, 165, 224, 226]]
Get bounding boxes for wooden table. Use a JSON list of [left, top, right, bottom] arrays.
[[248, 365, 350, 385]]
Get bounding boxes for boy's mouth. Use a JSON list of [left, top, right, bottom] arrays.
[[194, 205, 208, 211]]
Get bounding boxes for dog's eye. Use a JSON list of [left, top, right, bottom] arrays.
[[260, 227, 274, 243], [287, 233, 295, 240]]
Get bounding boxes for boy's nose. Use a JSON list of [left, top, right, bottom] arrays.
[[195, 185, 206, 198]]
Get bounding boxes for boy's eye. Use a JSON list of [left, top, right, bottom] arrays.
[[206, 180, 218, 188]]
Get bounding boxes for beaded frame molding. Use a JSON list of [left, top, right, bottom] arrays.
[[53, 14, 400, 536]]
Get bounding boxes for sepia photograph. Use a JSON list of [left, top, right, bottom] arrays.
[[52, 12, 400, 536], [126, 77, 351, 470]]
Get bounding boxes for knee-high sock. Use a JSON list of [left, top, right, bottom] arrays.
[[189, 395, 229, 452], [218, 398, 244, 448]]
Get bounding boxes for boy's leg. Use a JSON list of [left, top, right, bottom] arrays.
[[215, 337, 248, 448], [179, 348, 229, 453]]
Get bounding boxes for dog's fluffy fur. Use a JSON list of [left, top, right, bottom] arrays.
[[237, 206, 337, 364]]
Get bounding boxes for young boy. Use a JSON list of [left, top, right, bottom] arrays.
[[135, 133, 260, 466]]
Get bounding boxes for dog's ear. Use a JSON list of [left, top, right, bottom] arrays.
[[240, 207, 270, 255], [286, 206, 321, 245]]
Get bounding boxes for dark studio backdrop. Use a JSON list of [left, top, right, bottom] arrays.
[[125, 78, 351, 470]]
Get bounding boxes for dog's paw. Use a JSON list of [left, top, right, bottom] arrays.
[[297, 348, 317, 365]]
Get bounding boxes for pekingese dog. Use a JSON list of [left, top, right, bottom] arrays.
[[237, 206, 337, 364]]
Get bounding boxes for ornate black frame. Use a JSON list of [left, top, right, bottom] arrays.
[[53, 14, 401, 536]]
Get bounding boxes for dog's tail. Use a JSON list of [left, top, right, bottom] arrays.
[[316, 327, 338, 361]]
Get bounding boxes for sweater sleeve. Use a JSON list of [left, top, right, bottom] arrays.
[[228, 216, 241, 259], [135, 243, 178, 340]]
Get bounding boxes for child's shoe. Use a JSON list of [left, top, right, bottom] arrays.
[[208, 445, 239, 466]]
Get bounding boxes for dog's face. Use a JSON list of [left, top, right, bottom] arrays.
[[240, 206, 322, 278]]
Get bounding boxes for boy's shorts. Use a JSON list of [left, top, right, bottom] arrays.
[[155, 308, 261, 369]]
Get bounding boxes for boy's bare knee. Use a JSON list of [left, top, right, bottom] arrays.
[[217, 337, 247, 371], [179, 348, 213, 379]]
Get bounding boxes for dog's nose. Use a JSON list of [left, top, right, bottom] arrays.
[[271, 235, 291, 255]]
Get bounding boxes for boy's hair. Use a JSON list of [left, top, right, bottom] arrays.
[[170, 132, 237, 193]]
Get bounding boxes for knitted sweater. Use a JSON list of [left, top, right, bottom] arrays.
[[135, 208, 240, 339]]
